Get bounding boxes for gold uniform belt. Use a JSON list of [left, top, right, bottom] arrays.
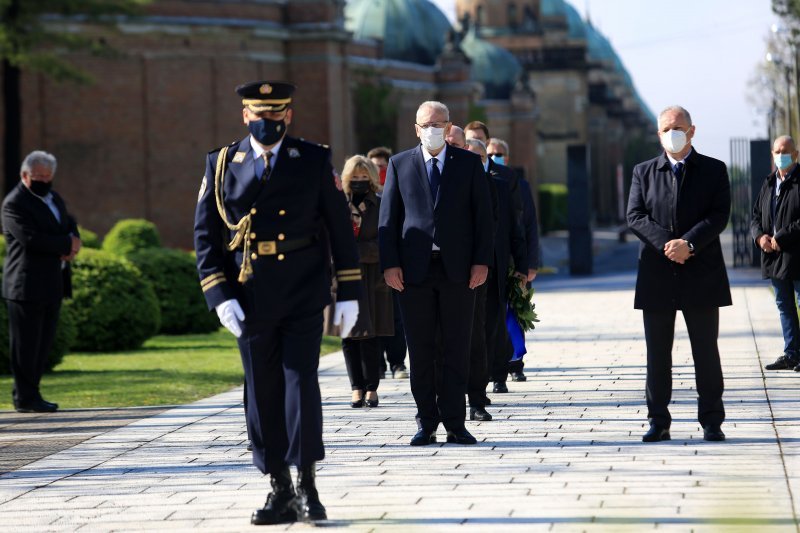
[[256, 236, 316, 256]]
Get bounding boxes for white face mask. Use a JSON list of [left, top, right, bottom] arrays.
[[420, 127, 446, 152], [661, 129, 688, 154]]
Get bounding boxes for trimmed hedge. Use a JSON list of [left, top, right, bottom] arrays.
[[0, 295, 76, 375], [102, 219, 161, 257], [538, 183, 568, 234], [127, 248, 219, 334], [78, 226, 101, 249], [66, 248, 161, 351]]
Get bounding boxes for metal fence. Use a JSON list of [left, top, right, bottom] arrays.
[[729, 138, 753, 268]]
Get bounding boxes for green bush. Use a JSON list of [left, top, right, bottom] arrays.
[[66, 248, 161, 351], [102, 219, 161, 257], [538, 183, 568, 234], [0, 302, 77, 375], [126, 248, 219, 334], [78, 225, 101, 249]]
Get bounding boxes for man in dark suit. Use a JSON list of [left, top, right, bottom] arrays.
[[379, 101, 494, 446], [488, 138, 539, 385], [2, 150, 81, 413], [195, 81, 361, 525], [627, 105, 731, 443], [464, 138, 527, 422]]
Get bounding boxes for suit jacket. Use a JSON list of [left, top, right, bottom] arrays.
[[194, 135, 361, 318], [751, 167, 800, 280], [2, 182, 77, 302], [489, 174, 527, 304], [626, 149, 732, 310], [518, 179, 540, 269], [378, 144, 494, 284]]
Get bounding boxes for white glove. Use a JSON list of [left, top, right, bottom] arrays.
[[333, 300, 359, 338], [215, 299, 245, 338]]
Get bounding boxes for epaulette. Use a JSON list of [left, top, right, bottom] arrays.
[[207, 139, 239, 156]]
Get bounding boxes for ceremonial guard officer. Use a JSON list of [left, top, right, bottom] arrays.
[[194, 81, 361, 525]]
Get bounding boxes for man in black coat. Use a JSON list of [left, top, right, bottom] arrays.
[[2, 150, 81, 413], [379, 101, 494, 446], [752, 135, 800, 371], [626, 105, 731, 443]]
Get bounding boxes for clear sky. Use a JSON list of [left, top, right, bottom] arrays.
[[431, 0, 779, 164]]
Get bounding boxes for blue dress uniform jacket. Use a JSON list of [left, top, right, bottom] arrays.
[[627, 149, 732, 311], [194, 135, 361, 317]]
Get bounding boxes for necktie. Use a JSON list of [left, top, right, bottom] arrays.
[[429, 158, 441, 201], [673, 162, 684, 187], [261, 152, 273, 181]]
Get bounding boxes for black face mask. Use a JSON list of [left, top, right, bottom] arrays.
[[349, 181, 371, 195], [248, 118, 286, 146], [28, 180, 52, 197]]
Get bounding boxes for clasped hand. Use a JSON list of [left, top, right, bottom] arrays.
[[758, 234, 780, 253], [61, 235, 81, 262], [664, 239, 691, 264]]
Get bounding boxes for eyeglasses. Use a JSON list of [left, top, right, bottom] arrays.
[[416, 122, 448, 129]]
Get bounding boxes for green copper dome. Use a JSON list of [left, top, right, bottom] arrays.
[[460, 28, 522, 99], [345, 0, 453, 66], [541, 0, 586, 39]]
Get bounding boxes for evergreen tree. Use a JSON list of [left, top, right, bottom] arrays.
[[0, 0, 148, 193]]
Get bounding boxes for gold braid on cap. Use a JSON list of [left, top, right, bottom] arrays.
[[214, 146, 254, 283]]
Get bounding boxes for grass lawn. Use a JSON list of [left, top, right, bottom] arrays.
[[0, 329, 342, 410]]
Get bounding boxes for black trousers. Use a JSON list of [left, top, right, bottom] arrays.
[[342, 336, 381, 391], [8, 299, 61, 406], [237, 310, 324, 475], [381, 292, 407, 371], [486, 272, 511, 383], [643, 307, 725, 428], [399, 258, 475, 432], [467, 282, 489, 409]]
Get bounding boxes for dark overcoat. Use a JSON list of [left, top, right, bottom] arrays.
[[2, 182, 78, 302], [626, 149, 732, 310], [750, 167, 800, 280]]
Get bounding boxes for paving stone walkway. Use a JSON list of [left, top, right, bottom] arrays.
[[1, 268, 799, 532]]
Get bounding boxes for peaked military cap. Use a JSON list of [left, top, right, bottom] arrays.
[[236, 81, 296, 112]]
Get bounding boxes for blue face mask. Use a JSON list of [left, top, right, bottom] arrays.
[[490, 154, 505, 166], [775, 153, 794, 170]]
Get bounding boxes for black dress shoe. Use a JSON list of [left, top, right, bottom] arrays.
[[642, 424, 670, 442], [469, 407, 492, 421], [510, 371, 527, 382], [15, 399, 58, 413], [766, 354, 798, 370], [350, 395, 364, 408], [493, 382, 508, 393], [251, 467, 297, 525], [295, 463, 327, 522], [703, 425, 726, 442], [446, 427, 477, 444], [410, 429, 436, 446], [247, 441, 253, 452]]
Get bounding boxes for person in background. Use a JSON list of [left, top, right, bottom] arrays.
[[3, 150, 81, 413], [339, 155, 395, 406], [446, 125, 467, 149], [753, 135, 800, 372], [488, 137, 540, 384], [368, 146, 409, 380]]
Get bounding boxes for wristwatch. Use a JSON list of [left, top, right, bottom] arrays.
[[686, 241, 695, 254]]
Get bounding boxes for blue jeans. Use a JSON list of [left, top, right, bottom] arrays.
[[771, 278, 800, 358]]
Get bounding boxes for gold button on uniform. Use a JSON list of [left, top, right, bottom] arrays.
[[250, 252, 258, 260], [250, 208, 257, 215], [250, 232, 256, 239], [277, 254, 285, 261], [278, 233, 285, 241], [278, 209, 286, 216]]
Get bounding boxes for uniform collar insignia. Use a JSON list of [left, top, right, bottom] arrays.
[[232, 151, 246, 163], [288, 147, 301, 158]]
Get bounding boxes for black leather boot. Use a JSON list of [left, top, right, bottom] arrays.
[[251, 466, 297, 525], [295, 463, 327, 522]]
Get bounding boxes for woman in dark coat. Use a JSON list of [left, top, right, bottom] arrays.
[[339, 155, 394, 407], [751, 135, 800, 371]]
